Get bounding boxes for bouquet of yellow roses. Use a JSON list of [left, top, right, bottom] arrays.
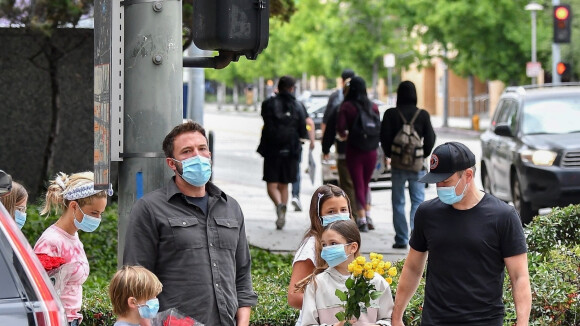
[[335, 252, 398, 326]]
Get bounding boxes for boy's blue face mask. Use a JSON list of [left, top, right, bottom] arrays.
[[437, 177, 468, 205], [137, 298, 159, 319]]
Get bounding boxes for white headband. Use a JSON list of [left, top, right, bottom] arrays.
[[62, 182, 113, 200]]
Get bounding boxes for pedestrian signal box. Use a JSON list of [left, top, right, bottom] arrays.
[[556, 62, 571, 77], [193, 0, 269, 60], [553, 4, 572, 43]]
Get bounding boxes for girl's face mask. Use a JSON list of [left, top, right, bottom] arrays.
[[321, 243, 353, 268], [319, 213, 350, 227]]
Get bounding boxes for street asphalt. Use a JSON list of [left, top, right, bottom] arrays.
[[205, 102, 490, 263]]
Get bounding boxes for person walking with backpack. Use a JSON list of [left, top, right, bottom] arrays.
[[337, 76, 381, 232], [257, 76, 314, 230], [380, 81, 436, 249]]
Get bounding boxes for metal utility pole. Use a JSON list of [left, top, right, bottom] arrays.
[[117, 0, 183, 263], [186, 44, 206, 124], [553, 0, 562, 84]]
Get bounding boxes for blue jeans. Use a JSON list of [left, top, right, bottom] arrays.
[[292, 147, 303, 198], [391, 168, 426, 245]]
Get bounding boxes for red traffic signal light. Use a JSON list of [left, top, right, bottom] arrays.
[[555, 6, 570, 20], [554, 4, 572, 43], [556, 62, 571, 77]]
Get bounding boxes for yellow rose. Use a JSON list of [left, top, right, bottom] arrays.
[[348, 263, 355, 272], [355, 265, 364, 274], [353, 269, 362, 277], [378, 261, 385, 269], [388, 267, 398, 276], [370, 252, 377, 260], [376, 268, 385, 275], [364, 262, 373, 271], [372, 261, 379, 269], [377, 254, 383, 261], [386, 277, 393, 284], [385, 261, 392, 269], [356, 256, 366, 265], [365, 270, 375, 280]]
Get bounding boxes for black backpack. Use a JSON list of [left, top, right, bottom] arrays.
[[348, 103, 380, 151], [390, 109, 424, 172], [257, 96, 305, 158]]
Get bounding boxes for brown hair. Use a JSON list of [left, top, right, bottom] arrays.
[[162, 120, 207, 158], [41, 172, 107, 216], [295, 211, 359, 293], [301, 184, 353, 269], [108, 265, 163, 316], [0, 181, 28, 217]]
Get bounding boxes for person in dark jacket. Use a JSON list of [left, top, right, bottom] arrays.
[[321, 69, 358, 221], [337, 76, 380, 232], [380, 81, 436, 249]]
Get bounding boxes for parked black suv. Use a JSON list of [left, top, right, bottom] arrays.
[[480, 84, 580, 223]]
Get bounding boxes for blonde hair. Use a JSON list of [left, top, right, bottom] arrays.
[[41, 171, 107, 215], [109, 266, 163, 316], [0, 181, 28, 217]]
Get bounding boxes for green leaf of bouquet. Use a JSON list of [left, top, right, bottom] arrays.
[[335, 289, 347, 301], [335, 311, 346, 321], [370, 290, 383, 300], [345, 277, 355, 289]]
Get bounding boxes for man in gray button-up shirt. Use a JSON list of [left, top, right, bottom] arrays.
[[123, 121, 257, 326]]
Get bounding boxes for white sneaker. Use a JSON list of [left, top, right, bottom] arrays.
[[291, 196, 302, 212]]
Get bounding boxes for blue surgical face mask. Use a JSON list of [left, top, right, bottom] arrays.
[[14, 210, 26, 229], [73, 205, 101, 232], [437, 177, 468, 205], [137, 298, 159, 319], [320, 213, 350, 227], [174, 155, 212, 187], [321, 243, 352, 268]]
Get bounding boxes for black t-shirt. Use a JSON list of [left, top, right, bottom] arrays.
[[410, 193, 527, 326]]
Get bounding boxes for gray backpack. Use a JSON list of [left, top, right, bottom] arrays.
[[390, 109, 424, 172]]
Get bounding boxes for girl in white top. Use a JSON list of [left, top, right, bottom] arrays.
[[289, 185, 355, 326], [300, 220, 393, 326]]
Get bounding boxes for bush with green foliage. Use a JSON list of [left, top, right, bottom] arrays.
[[21, 203, 579, 325]]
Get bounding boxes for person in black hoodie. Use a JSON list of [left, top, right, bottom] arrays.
[[380, 81, 436, 249]]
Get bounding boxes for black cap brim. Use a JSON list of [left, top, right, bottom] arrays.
[[418, 171, 454, 184]]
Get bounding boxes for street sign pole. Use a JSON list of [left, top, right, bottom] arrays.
[[553, 0, 562, 84], [117, 0, 183, 264]]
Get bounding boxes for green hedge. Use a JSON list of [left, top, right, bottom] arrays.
[[21, 203, 580, 325]]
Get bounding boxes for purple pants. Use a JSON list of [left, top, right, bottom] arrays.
[[345, 146, 377, 211]]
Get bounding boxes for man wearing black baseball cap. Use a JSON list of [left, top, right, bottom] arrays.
[[392, 142, 531, 326]]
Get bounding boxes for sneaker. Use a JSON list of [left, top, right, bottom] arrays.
[[357, 218, 369, 233], [275, 204, 287, 230], [366, 216, 375, 230], [291, 196, 302, 212]]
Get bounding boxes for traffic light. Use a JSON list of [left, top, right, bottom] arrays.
[[192, 0, 269, 61], [553, 4, 572, 43], [556, 62, 572, 78]]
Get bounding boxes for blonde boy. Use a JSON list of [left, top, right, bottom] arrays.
[[109, 266, 163, 326]]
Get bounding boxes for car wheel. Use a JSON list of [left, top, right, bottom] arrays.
[[511, 175, 537, 225], [482, 168, 492, 195]]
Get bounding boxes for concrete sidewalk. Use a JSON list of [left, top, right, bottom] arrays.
[[206, 102, 488, 262]]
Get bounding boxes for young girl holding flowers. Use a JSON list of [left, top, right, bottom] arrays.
[[299, 220, 394, 326], [288, 184, 355, 325], [34, 171, 111, 326]]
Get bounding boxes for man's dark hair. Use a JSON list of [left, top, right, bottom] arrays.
[[162, 120, 207, 158], [277, 75, 296, 93], [341, 69, 355, 81]]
